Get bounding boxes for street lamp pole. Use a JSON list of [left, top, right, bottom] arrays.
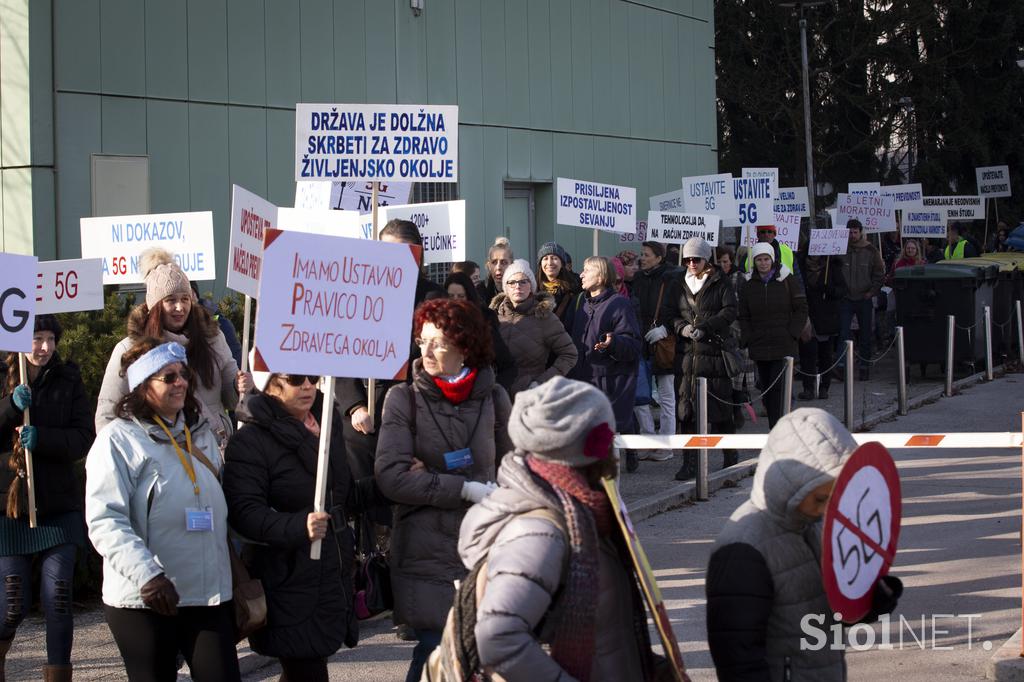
[[798, 7, 816, 226]]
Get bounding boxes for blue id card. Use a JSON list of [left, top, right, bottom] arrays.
[[443, 448, 474, 471], [185, 507, 214, 532]]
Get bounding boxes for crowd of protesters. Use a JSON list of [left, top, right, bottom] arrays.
[[4, 212, 1015, 680]]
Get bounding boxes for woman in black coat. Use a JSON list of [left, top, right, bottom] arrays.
[[671, 239, 738, 480], [444, 271, 517, 394], [223, 377, 384, 682], [799, 254, 847, 401], [0, 315, 94, 681]]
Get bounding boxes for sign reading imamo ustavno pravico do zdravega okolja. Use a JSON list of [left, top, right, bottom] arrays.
[[294, 104, 458, 183]]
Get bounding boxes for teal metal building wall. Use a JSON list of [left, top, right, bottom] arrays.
[[22, 0, 716, 289]]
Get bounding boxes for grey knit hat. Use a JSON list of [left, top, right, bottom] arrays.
[[682, 237, 713, 261], [508, 376, 617, 467], [537, 241, 569, 266]]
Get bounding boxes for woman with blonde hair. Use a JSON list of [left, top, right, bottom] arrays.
[[477, 237, 514, 304]]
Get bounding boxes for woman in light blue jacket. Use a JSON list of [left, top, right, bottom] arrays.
[[85, 338, 240, 682]]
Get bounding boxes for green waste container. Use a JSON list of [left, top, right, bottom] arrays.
[[893, 262, 997, 367], [955, 257, 1021, 357]]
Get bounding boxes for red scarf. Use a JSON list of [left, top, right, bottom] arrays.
[[431, 367, 478, 405]]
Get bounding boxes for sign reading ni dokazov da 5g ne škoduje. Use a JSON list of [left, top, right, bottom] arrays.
[[646, 211, 721, 246], [294, 104, 458, 182], [252, 229, 420, 380], [556, 178, 637, 234], [80, 212, 216, 285]]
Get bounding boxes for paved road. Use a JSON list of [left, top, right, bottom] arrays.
[[4, 374, 1021, 680]]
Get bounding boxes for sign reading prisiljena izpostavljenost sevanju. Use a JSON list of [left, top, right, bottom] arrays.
[[556, 178, 637, 234]]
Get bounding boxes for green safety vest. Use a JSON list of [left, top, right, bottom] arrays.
[[745, 241, 795, 272], [943, 239, 966, 260]]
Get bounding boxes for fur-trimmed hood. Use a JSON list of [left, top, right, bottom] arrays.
[[490, 291, 557, 318]]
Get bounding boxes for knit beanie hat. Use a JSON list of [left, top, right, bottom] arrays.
[[751, 242, 775, 263], [502, 259, 537, 291], [537, 241, 568, 266], [142, 248, 191, 310], [682, 237, 713, 261], [33, 314, 63, 344], [508, 376, 617, 468]]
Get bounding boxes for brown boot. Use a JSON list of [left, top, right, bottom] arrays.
[[42, 664, 72, 682], [0, 638, 11, 682]]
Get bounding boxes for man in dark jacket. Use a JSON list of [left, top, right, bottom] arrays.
[[839, 220, 884, 381], [798, 254, 847, 400]]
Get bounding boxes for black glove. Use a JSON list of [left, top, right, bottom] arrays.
[[140, 573, 180, 616], [871, 574, 903, 616]]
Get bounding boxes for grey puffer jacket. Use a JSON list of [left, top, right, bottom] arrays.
[[706, 408, 857, 681], [459, 454, 645, 682], [491, 292, 578, 397], [375, 362, 512, 631]]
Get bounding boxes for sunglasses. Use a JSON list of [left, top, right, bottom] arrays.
[[280, 374, 318, 387], [151, 367, 191, 385], [682, 257, 705, 264]]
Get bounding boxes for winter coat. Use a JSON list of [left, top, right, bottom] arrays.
[[0, 354, 94, 519], [459, 453, 646, 681], [567, 288, 642, 432], [223, 393, 382, 659], [630, 263, 682, 376], [481, 304, 518, 394], [85, 411, 232, 609], [95, 306, 239, 436], [706, 409, 857, 681], [802, 256, 847, 338], [671, 269, 738, 425], [491, 293, 578, 397], [841, 237, 884, 300], [374, 363, 512, 631], [738, 267, 808, 362]]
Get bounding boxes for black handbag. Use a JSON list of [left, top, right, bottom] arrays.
[[713, 333, 745, 379], [354, 520, 393, 619]]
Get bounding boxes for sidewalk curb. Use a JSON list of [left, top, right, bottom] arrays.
[[629, 364, 1013, 522], [986, 628, 1024, 680]]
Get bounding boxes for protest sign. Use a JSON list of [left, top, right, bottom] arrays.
[[35, 259, 104, 314], [921, 195, 985, 220], [682, 173, 735, 220], [836, 193, 897, 233], [742, 168, 779, 196], [649, 189, 686, 213], [379, 200, 466, 265], [619, 220, 647, 244], [775, 187, 810, 217], [228, 185, 278, 299], [848, 182, 881, 196], [0, 253, 39, 352], [821, 442, 901, 623], [880, 183, 924, 210], [646, 212, 720, 246], [276, 207, 363, 239], [81, 212, 215, 285], [738, 213, 800, 250], [901, 210, 946, 238], [556, 177, 637, 235], [294, 104, 458, 182], [827, 208, 838, 228], [294, 180, 413, 212], [729, 175, 776, 228], [252, 230, 419, 380], [294, 180, 334, 210], [808, 229, 850, 256], [975, 165, 1011, 198]]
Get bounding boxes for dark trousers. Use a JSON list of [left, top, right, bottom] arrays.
[[405, 628, 442, 682], [104, 602, 241, 682], [756, 359, 788, 429], [0, 543, 77, 664], [799, 337, 835, 392], [839, 298, 873, 369], [280, 656, 328, 681]]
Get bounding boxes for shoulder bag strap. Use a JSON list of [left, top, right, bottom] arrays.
[[652, 281, 666, 327]]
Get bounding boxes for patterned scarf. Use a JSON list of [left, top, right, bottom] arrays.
[[526, 455, 614, 681]]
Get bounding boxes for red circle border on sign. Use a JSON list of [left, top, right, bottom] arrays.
[[820, 441, 902, 623]]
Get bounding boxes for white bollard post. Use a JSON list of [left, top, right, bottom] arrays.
[[697, 377, 709, 501], [1017, 300, 1024, 365], [782, 356, 794, 416], [845, 340, 855, 430], [896, 326, 908, 416], [984, 305, 993, 381], [946, 314, 955, 397]]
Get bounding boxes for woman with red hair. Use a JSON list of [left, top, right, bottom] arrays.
[[375, 298, 513, 682]]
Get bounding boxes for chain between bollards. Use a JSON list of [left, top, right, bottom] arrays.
[[697, 377, 709, 501]]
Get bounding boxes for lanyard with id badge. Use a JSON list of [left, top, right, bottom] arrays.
[[154, 416, 214, 533], [417, 387, 485, 473]]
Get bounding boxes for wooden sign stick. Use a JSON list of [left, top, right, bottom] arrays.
[[310, 375, 337, 560], [367, 181, 380, 421], [17, 355, 37, 528]]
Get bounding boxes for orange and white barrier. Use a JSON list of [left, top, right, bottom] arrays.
[[615, 432, 1024, 451]]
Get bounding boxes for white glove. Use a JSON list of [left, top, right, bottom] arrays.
[[690, 327, 705, 341], [461, 481, 497, 504], [645, 325, 669, 343], [681, 324, 695, 338]]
